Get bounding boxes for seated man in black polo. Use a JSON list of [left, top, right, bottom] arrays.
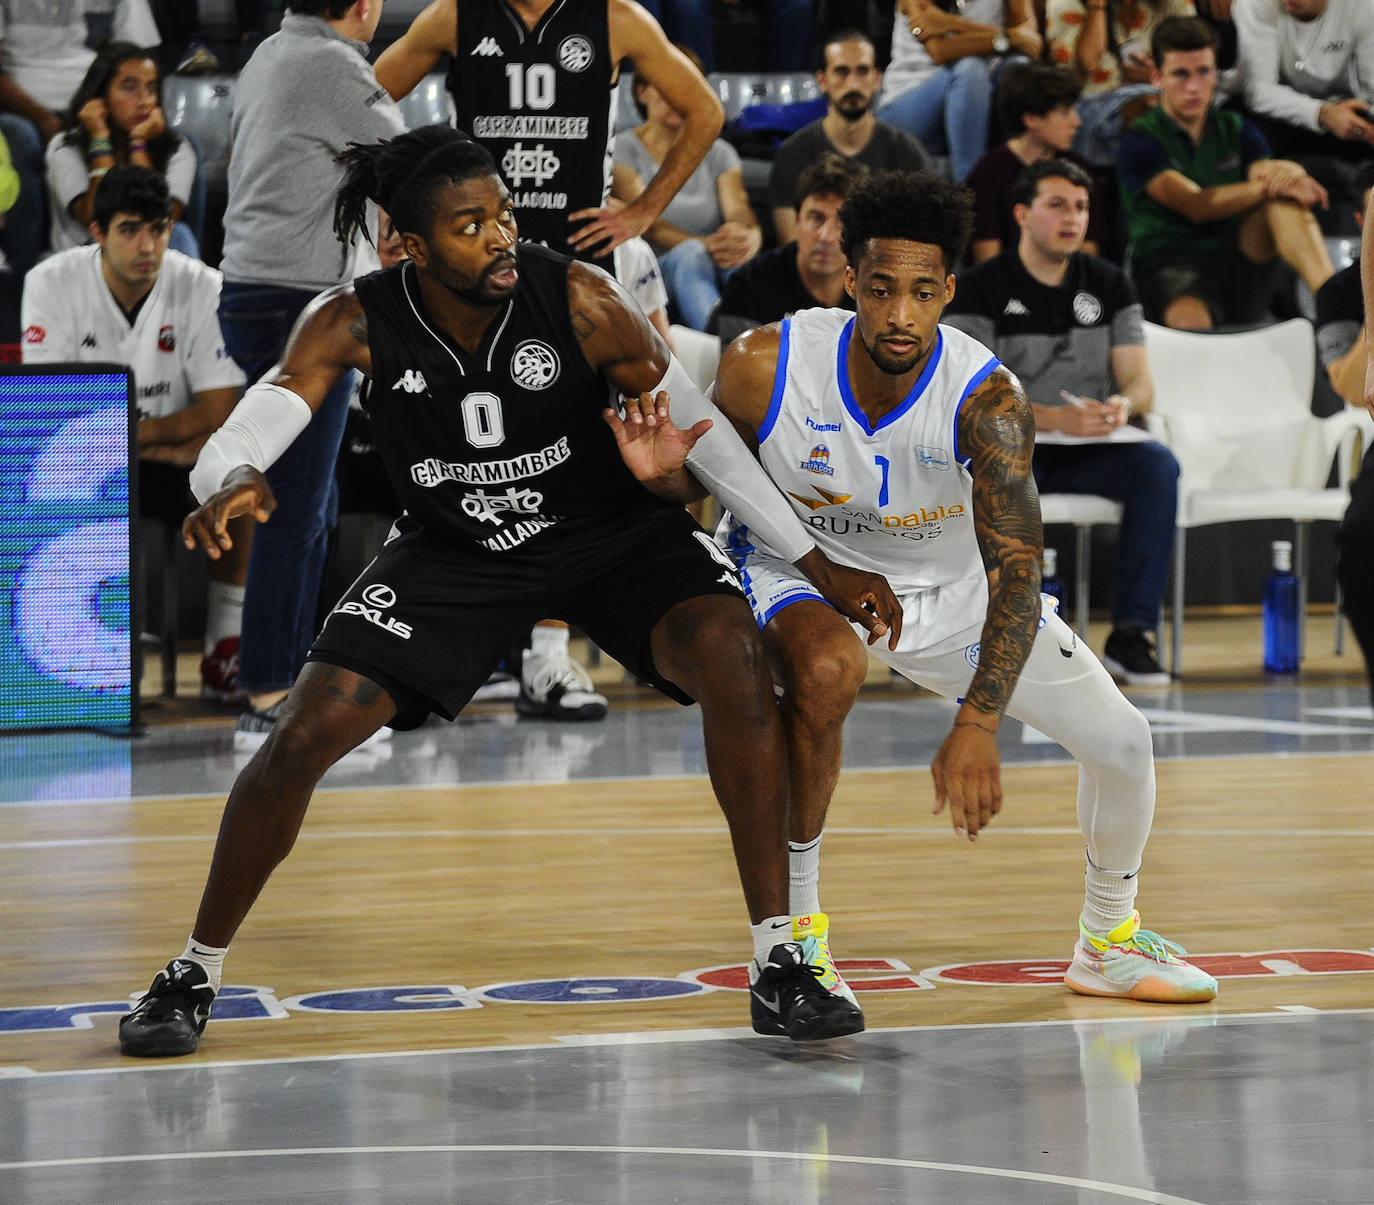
[[713, 155, 865, 345]]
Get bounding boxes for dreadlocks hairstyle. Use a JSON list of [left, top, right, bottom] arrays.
[[333, 124, 501, 250], [840, 170, 975, 273]]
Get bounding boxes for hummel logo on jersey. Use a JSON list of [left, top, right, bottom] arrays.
[[392, 369, 428, 394], [1003, 298, 1029, 316], [81, 333, 98, 349], [472, 36, 502, 56]]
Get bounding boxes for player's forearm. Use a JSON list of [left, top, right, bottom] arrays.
[[625, 114, 722, 229], [964, 554, 1042, 724]]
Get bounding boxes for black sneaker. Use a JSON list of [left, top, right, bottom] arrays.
[[1102, 628, 1171, 687], [750, 941, 865, 1041], [119, 959, 216, 1057]]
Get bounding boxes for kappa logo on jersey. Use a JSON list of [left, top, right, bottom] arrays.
[[916, 445, 951, 470], [81, 332, 98, 349], [333, 582, 412, 638], [502, 142, 561, 188], [158, 325, 176, 352], [392, 369, 429, 394], [801, 444, 835, 476], [23, 324, 45, 344], [472, 35, 502, 56], [1073, 291, 1104, 325], [1002, 298, 1029, 317], [558, 34, 594, 72], [787, 485, 852, 512], [510, 340, 560, 390]]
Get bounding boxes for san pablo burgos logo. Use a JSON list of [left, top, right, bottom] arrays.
[[511, 340, 560, 390], [558, 35, 594, 72], [392, 368, 428, 394], [333, 582, 412, 639], [472, 36, 502, 57]]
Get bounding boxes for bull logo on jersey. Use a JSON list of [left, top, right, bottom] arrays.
[[786, 485, 852, 512], [1072, 291, 1103, 326], [801, 444, 835, 476], [511, 340, 560, 390], [158, 325, 176, 352], [558, 35, 594, 73]]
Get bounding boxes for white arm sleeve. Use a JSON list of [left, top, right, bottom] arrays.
[[655, 355, 817, 564], [188, 382, 314, 503]]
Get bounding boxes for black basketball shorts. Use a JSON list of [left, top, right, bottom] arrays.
[[307, 507, 748, 727]]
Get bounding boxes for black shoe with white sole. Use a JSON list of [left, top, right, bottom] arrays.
[[749, 941, 865, 1041]]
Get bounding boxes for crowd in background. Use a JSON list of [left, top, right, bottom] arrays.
[[2, 0, 1373, 706]]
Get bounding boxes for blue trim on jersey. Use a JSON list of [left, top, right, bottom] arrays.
[[836, 319, 945, 436], [759, 589, 827, 628], [952, 354, 1001, 471], [724, 520, 825, 628], [757, 317, 792, 444]]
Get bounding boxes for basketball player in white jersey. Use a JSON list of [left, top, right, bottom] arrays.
[[608, 169, 1217, 1013]]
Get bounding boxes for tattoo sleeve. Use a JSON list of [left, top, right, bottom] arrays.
[[347, 312, 369, 346], [957, 368, 1043, 721]]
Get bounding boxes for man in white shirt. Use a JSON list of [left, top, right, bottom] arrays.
[[21, 166, 249, 701], [1233, 0, 1374, 206]]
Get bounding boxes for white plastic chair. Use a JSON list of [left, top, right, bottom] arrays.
[[1142, 319, 1366, 675], [1038, 493, 1124, 636], [396, 73, 456, 130], [163, 74, 235, 199], [669, 324, 722, 393]]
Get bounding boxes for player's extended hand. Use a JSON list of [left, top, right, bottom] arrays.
[[603, 392, 712, 497], [931, 719, 1003, 841], [182, 466, 276, 559], [795, 548, 902, 649], [566, 203, 654, 258]]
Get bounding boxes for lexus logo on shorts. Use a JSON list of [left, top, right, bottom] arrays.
[[558, 35, 594, 72], [362, 583, 397, 608], [511, 340, 560, 390]]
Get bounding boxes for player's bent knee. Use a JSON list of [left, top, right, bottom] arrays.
[[784, 641, 868, 711], [654, 597, 769, 698]]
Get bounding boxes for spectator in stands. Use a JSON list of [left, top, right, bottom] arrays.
[[716, 154, 863, 343], [1318, 164, 1374, 701], [1118, 15, 1333, 328], [47, 43, 200, 257], [879, 0, 1041, 182], [20, 167, 250, 701], [1046, 0, 1194, 167], [966, 61, 1113, 262], [638, 0, 815, 72], [1232, 0, 1374, 208], [217, 0, 404, 751], [0, 125, 18, 340], [614, 47, 762, 331], [945, 157, 1178, 686], [769, 28, 929, 244]]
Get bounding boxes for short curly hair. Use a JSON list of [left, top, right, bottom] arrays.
[[840, 170, 974, 273]]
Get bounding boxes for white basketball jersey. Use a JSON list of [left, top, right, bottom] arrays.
[[725, 307, 999, 597], [21, 246, 245, 420]]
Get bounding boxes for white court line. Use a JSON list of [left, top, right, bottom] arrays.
[[6, 823, 1374, 852], [9, 1006, 1371, 1080], [0, 1143, 1205, 1202], [3, 745, 1373, 810]]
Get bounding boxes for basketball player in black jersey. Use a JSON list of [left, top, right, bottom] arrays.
[[117, 127, 902, 1058], [376, 0, 722, 260]]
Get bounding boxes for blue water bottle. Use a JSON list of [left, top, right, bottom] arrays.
[[1262, 539, 1299, 674], [1041, 547, 1065, 613]]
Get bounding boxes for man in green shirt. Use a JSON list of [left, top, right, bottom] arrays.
[[1117, 16, 1333, 329]]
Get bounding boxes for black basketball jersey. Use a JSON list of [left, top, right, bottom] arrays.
[[449, 0, 615, 258], [353, 245, 669, 556]]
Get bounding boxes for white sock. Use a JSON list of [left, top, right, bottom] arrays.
[[749, 915, 793, 977], [1081, 852, 1140, 936], [788, 835, 822, 916], [204, 581, 245, 652], [180, 935, 228, 993], [530, 624, 568, 658]]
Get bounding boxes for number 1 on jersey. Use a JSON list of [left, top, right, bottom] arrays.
[[875, 454, 891, 507]]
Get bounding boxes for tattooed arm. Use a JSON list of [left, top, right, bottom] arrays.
[[930, 366, 1043, 842]]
